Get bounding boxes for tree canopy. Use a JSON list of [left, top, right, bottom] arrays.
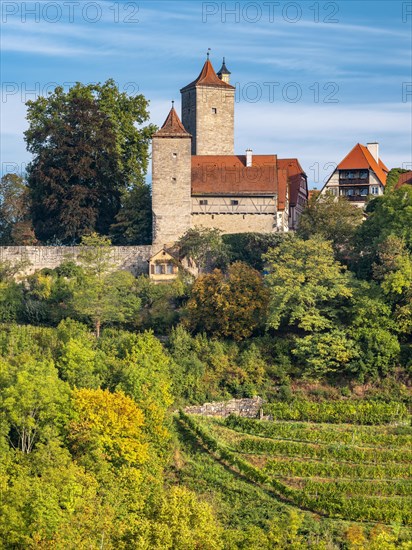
[[25, 80, 156, 243]]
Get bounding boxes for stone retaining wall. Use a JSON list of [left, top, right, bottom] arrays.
[[0, 246, 153, 276], [183, 397, 264, 418]]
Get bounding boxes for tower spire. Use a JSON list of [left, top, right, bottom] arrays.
[[217, 57, 231, 84]]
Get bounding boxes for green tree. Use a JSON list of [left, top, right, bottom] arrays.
[[297, 193, 363, 260], [222, 232, 284, 271], [384, 167, 410, 193], [0, 173, 36, 244], [25, 80, 156, 242], [151, 486, 223, 549], [372, 237, 412, 338], [177, 227, 229, 273], [71, 234, 141, 337], [354, 186, 412, 276], [264, 237, 353, 333], [69, 388, 149, 469], [186, 262, 269, 340], [0, 261, 25, 323], [110, 183, 152, 245], [0, 355, 71, 453]]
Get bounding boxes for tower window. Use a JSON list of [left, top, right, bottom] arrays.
[[212, 108, 217, 114]]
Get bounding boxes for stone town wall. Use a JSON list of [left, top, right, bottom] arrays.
[[183, 397, 264, 418], [0, 246, 152, 276]]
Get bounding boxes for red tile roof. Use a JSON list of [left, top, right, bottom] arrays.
[[191, 155, 277, 195], [278, 158, 306, 206], [153, 106, 191, 138], [395, 171, 412, 189], [277, 169, 288, 211], [337, 143, 388, 186], [181, 59, 235, 92]]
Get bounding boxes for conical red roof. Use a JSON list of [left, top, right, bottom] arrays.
[[181, 59, 235, 92], [153, 106, 191, 138]]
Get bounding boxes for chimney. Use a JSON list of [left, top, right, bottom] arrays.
[[367, 142, 379, 163], [246, 149, 253, 167]]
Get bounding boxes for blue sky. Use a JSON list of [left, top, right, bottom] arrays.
[[1, 0, 411, 187]]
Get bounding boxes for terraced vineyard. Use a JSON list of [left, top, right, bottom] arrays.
[[178, 401, 412, 528]]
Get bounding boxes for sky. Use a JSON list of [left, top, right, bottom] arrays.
[[1, 0, 412, 188]]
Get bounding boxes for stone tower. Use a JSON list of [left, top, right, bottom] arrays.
[[180, 56, 235, 155], [152, 105, 192, 247]]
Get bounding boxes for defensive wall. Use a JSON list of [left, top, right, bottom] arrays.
[[0, 246, 153, 276]]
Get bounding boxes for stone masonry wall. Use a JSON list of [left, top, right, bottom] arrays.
[[182, 85, 235, 156], [195, 86, 235, 155], [183, 397, 264, 418], [152, 135, 192, 247], [191, 213, 276, 234], [0, 246, 152, 276]]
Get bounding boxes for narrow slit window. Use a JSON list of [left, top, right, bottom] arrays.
[[212, 108, 217, 114], [172, 177, 177, 183]]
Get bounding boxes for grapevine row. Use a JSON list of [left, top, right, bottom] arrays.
[[178, 412, 412, 524], [234, 434, 412, 464], [263, 400, 409, 425], [264, 456, 412, 480], [223, 415, 412, 449]]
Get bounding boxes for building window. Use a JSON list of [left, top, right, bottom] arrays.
[[231, 200, 239, 205], [199, 199, 208, 205], [212, 108, 217, 114], [371, 186, 379, 195]]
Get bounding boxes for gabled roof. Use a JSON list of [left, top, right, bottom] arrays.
[[337, 143, 388, 186], [149, 248, 178, 262], [278, 158, 307, 206], [191, 155, 277, 195], [153, 106, 191, 138], [181, 59, 235, 92]]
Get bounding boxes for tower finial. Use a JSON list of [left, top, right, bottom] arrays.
[[171, 100, 174, 108], [207, 48, 211, 60]]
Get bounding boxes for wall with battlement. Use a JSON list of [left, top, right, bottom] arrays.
[[0, 246, 152, 276]]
